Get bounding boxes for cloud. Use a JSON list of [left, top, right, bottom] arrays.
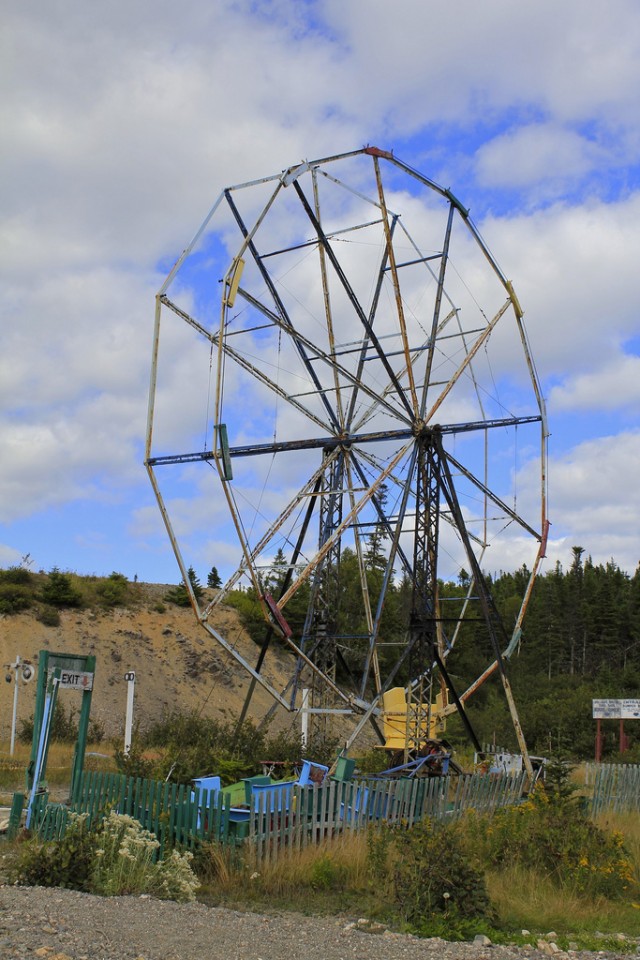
[[0, 545, 23, 568], [0, 266, 157, 521], [549, 354, 640, 413], [2, 0, 640, 587], [480, 192, 640, 384], [321, 0, 640, 137], [475, 124, 607, 193], [544, 431, 640, 573]]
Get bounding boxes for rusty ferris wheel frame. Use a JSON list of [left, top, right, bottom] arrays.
[[145, 146, 549, 772]]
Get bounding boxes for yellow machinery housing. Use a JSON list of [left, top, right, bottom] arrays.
[[381, 686, 448, 752]]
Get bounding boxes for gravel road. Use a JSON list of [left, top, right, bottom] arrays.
[[0, 886, 634, 960]]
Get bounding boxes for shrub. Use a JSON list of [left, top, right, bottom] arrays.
[[164, 567, 204, 607], [473, 785, 638, 900], [37, 605, 61, 626], [309, 854, 346, 891], [91, 812, 161, 896], [40, 568, 83, 608], [0, 566, 33, 585], [113, 742, 157, 780], [152, 848, 201, 902], [19, 701, 78, 744], [355, 748, 390, 776], [9, 813, 96, 889], [96, 571, 129, 608], [88, 717, 105, 743], [11, 812, 199, 903], [144, 711, 268, 785], [0, 582, 32, 613], [393, 819, 493, 937]]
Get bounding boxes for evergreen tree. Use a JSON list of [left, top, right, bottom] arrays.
[[207, 566, 222, 589], [263, 548, 288, 596], [40, 568, 83, 608], [164, 566, 204, 606]]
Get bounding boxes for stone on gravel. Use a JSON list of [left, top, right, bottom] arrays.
[[0, 885, 637, 960]]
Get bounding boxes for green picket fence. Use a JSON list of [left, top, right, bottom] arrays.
[[30, 769, 527, 862], [590, 763, 640, 816], [31, 770, 243, 850]]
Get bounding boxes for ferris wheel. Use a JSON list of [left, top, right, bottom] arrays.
[[146, 146, 549, 769]]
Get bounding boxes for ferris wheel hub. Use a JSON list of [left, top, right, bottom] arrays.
[[412, 419, 438, 440]]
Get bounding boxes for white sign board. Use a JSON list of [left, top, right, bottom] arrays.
[[592, 699, 621, 719], [50, 670, 94, 691], [593, 698, 640, 719]]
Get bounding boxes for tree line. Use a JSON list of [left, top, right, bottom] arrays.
[[224, 545, 640, 760]]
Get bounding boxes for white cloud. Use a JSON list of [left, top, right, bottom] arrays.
[[480, 192, 640, 383], [321, 0, 640, 136], [0, 545, 23, 568], [549, 355, 640, 413], [475, 124, 607, 192], [544, 431, 640, 573], [2, 0, 640, 587]]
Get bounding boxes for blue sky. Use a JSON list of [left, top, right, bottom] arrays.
[[2, 0, 640, 585]]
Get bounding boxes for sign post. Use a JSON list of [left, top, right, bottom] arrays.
[[592, 699, 640, 760], [5, 656, 35, 756], [28, 650, 96, 801], [124, 671, 135, 756], [301, 687, 309, 747]]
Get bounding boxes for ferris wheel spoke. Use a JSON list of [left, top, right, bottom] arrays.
[[224, 189, 342, 432], [235, 287, 410, 428], [423, 298, 512, 425], [312, 166, 346, 431], [159, 293, 334, 436], [445, 448, 541, 540], [352, 443, 419, 697], [421, 202, 455, 416], [343, 211, 400, 432], [372, 156, 420, 417], [204, 448, 343, 614], [292, 179, 416, 421]]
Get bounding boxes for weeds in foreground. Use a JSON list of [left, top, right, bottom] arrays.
[[393, 819, 494, 938], [9, 812, 199, 903], [193, 788, 640, 942], [485, 864, 640, 940], [471, 787, 638, 900]]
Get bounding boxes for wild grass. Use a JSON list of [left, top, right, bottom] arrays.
[[197, 830, 388, 918], [4, 743, 640, 944], [0, 740, 116, 801], [486, 865, 640, 940], [195, 799, 640, 943]]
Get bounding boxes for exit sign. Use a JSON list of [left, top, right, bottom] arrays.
[[50, 669, 94, 691]]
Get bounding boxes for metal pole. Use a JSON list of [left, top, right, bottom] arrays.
[[124, 672, 135, 755], [301, 688, 310, 747], [10, 656, 20, 756]]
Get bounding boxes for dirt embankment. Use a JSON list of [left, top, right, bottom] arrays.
[[0, 585, 296, 742]]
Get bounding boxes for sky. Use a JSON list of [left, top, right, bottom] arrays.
[[2, 0, 640, 587]]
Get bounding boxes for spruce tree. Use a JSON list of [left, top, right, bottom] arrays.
[[164, 566, 204, 606]]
